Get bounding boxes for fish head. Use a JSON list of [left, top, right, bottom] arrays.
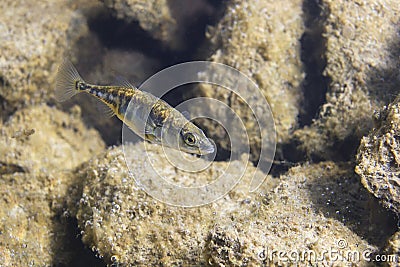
[[178, 121, 215, 155], [161, 114, 215, 155]]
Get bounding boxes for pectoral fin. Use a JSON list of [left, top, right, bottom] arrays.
[[145, 132, 161, 144], [144, 124, 162, 144]]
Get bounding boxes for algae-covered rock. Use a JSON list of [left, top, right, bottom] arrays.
[[207, 162, 390, 266], [295, 0, 400, 160], [356, 96, 400, 215], [191, 0, 304, 162], [0, 104, 104, 172], [101, 0, 175, 43], [100, 0, 213, 49], [75, 142, 271, 265], [75, 143, 381, 266], [0, 104, 105, 266], [383, 231, 400, 266], [0, 0, 91, 110], [2, 0, 399, 265], [0, 173, 60, 266]]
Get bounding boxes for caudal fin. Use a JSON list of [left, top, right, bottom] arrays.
[[54, 59, 84, 102]]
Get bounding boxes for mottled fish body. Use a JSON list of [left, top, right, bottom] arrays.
[[55, 59, 214, 155]]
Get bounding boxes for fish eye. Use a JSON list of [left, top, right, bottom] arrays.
[[78, 82, 86, 90], [183, 133, 196, 146]]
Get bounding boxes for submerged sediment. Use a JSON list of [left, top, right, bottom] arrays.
[[0, 104, 104, 266], [75, 144, 379, 266], [1, 0, 399, 266], [294, 0, 400, 161]]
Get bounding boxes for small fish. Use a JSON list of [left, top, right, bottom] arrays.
[[55, 59, 214, 155]]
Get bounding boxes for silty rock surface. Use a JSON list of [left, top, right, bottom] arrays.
[[356, 95, 400, 215], [0, 104, 105, 266], [295, 0, 400, 161], [190, 0, 305, 162], [75, 143, 379, 266], [0, 0, 92, 110], [100, 0, 214, 49], [383, 231, 400, 267]]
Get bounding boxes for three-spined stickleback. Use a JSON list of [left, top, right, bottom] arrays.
[[55, 59, 214, 155]]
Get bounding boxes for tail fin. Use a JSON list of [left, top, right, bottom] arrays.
[[54, 59, 84, 102]]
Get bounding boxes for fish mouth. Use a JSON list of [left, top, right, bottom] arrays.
[[199, 146, 215, 155], [199, 140, 215, 155]]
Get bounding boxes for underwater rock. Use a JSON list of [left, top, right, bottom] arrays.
[[102, 0, 214, 49], [294, 0, 400, 160], [0, 104, 105, 266], [0, 104, 104, 172], [0, 173, 67, 266], [101, 0, 175, 44], [207, 162, 393, 266], [74, 142, 270, 265], [75, 144, 381, 266], [191, 0, 305, 162], [356, 95, 400, 215], [383, 231, 400, 266], [100, 0, 213, 49], [0, 0, 91, 111]]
